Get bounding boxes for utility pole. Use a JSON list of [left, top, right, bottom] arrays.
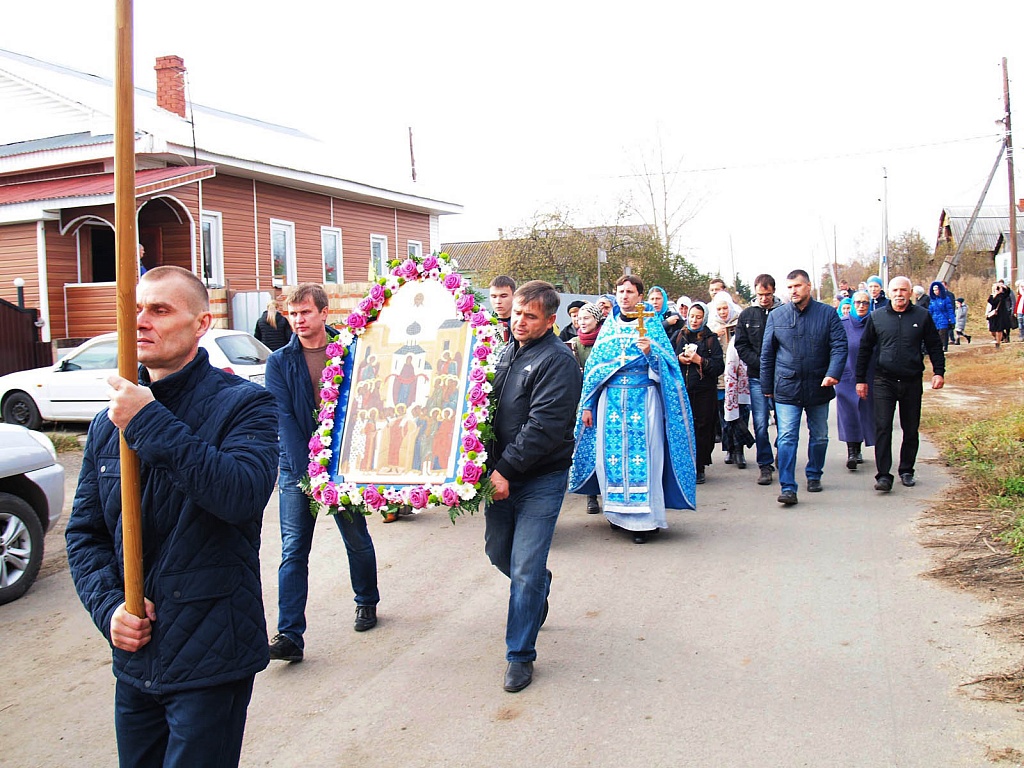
[[880, 168, 889, 286], [1003, 58, 1018, 282]]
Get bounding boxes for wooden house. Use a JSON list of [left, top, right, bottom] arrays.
[[0, 49, 462, 344]]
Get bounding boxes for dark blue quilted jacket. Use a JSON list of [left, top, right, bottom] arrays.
[[66, 348, 279, 693], [760, 298, 848, 407]]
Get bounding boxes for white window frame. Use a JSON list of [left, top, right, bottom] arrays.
[[370, 234, 388, 279], [322, 226, 343, 284], [407, 240, 423, 259], [270, 219, 297, 287], [200, 211, 224, 286]]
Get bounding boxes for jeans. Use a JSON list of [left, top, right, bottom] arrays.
[[114, 676, 254, 768], [872, 376, 922, 481], [774, 402, 830, 494], [1017, 313, 1024, 340], [278, 466, 379, 648], [484, 469, 568, 662], [748, 378, 775, 468]]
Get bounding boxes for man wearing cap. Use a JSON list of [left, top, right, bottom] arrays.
[[559, 300, 586, 341]]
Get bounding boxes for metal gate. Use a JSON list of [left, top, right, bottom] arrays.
[[0, 298, 52, 376]]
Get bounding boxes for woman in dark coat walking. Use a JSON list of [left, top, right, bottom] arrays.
[[835, 291, 875, 469], [675, 302, 724, 484], [255, 298, 293, 351]]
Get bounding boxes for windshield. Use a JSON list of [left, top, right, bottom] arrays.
[[214, 334, 270, 365]]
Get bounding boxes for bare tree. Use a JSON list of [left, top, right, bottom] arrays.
[[627, 136, 705, 258]]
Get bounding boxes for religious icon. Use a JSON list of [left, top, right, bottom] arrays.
[[332, 280, 476, 486]]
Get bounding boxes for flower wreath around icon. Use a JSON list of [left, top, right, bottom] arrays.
[[301, 251, 499, 522]]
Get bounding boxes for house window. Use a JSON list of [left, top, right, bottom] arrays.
[[407, 240, 423, 259], [322, 227, 343, 283], [201, 211, 224, 286], [370, 234, 388, 278], [270, 219, 297, 287]]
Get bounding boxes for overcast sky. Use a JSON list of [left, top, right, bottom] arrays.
[[3, 1, 1021, 286]]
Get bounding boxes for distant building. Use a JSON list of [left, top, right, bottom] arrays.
[[936, 204, 1024, 282]]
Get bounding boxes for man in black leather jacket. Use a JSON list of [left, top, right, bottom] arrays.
[[485, 280, 583, 693]]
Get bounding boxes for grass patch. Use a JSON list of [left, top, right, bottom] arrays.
[[44, 431, 83, 452]]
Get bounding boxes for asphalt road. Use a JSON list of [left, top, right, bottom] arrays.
[[4, 407, 1024, 767]]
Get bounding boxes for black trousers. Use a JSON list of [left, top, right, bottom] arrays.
[[872, 376, 922, 481]]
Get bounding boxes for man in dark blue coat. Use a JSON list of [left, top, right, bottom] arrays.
[[265, 283, 380, 665], [760, 269, 848, 506], [67, 266, 279, 767]]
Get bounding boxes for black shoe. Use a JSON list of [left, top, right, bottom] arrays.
[[269, 633, 303, 663], [586, 495, 600, 514], [900, 473, 916, 487], [354, 605, 377, 632], [846, 447, 858, 470], [504, 661, 534, 692], [633, 531, 648, 544], [807, 479, 823, 493], [696, 470, 706, 484], [724, 452, 734, 465], [967, 335, 972, 344], [735, 450, 747, 469], [777, 490, 798, 505], [757, 466, 773, 485], [855, 453, 864, 464], [874, 476, 893, 492]]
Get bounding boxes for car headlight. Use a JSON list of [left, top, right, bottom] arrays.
[[26, 429, 58, 461]]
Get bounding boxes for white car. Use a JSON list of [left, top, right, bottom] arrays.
[[0, 329, 271, 430], [0, 424, 64, 604]]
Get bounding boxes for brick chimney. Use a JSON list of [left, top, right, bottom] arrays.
[[154, 55, 187, 117]]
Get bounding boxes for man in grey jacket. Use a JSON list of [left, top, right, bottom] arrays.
[[485, 280, 583, 693], [760, 269, 848, 506]]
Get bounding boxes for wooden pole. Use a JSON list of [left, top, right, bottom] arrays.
[[115, 0, 144, 618]]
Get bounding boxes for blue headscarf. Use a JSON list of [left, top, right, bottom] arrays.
[[847, 292, 870, 325], [686, 301, 709, 333], [649, 286, 671, 318], [837, 297, 853, 318]]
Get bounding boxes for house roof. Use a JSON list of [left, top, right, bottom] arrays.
[[0, 165, 216, 206], [439, 240, 503, 275], [0, 48, 461, 217], [938, 206, 1024, 254]]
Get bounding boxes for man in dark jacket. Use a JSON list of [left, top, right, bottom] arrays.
[[66, 266, 279, 767], [855, 276, 945, 492], [486, 280, 583, 693], [265, 283, 380, 665], [733, 273, 780, 485], [760, 269, 848, 506]]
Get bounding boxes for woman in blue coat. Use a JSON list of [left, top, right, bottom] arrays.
[[927, 281, 956, 351], [835, 291, 875, 470]]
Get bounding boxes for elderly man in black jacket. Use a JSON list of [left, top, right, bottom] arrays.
[[486, 280, 583, 693], [733, 273, 781, 485], [855, 276, 945, 492], [760, 269, 848, 506], [67, 266, 278, 768]]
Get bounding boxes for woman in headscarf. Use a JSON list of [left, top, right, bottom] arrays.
[[837, 297, 853, 319], [987, 283, 1009, 348], [675, 302, 723, 484], [707, 291, 750, 467], [648, 285, 683, 346], [927, 281, 955, 352], [835, 291, 875, 469], [570, 302, 606, 515]]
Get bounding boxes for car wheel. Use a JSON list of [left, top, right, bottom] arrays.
[[2, 392, 42, 430], [0, 492, 45, 605]]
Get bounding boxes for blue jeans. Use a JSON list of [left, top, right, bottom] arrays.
[[774, 402, 830, 494], [1018, 313, 1024, 340], [277, 466, 379, 648], [114, 676, 254, 768], [748, 378, 775, 468], [484, 469, 568, 662]]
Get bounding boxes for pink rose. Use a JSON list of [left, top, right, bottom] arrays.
[[346, 312, 367, 330], [468, 383, 487, 406], [363, 486, 386, 509], [325, 342, 345, 358], [473, 344, 490, 360], [409, 487, 430, 509], [321, 485, 340, 507], [461, 461, 483, 485], [463, 413, 478, 431], [321, 364, 342, 382], [461, 434, 484, 454], [318, 407, 333, 421], [470, 311, 490, 327], [469, 366, 487, 384], [358, 297, 375, 313], [308, 462, 322, 477], [422, 255, 439, 271], [321, 386, 339, 402], [308, 435, 323, 453], [455, 294, 476, 314], [441, 486, 460, 507], [443, 273, 462, 291], [397, 259, 418, 278], [368, 283, 387, 303]]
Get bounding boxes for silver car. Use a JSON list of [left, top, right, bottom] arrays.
[[0, 424, 64, 604]]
